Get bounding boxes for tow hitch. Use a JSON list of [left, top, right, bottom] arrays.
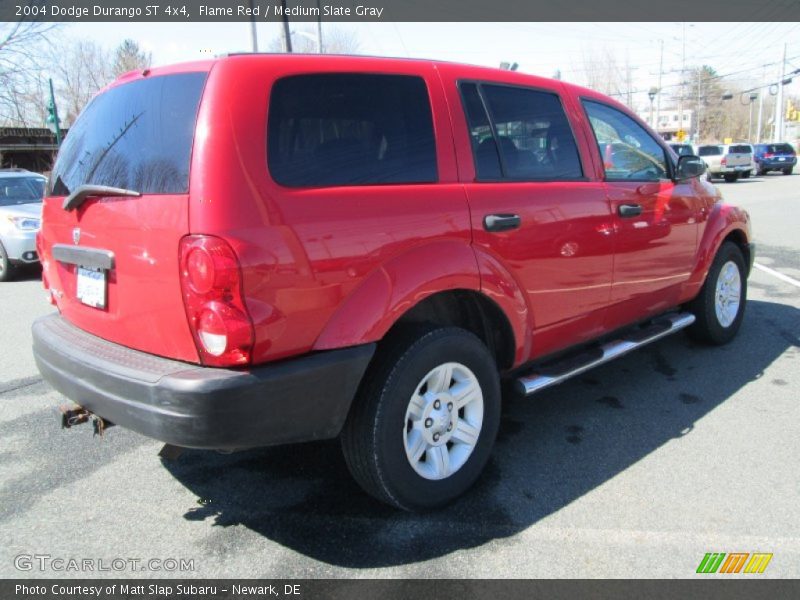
[[59, 404, 114, 437]]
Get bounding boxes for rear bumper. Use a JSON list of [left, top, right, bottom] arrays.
[[709, 167, 743, 176], [758, 158, 796, 170], [33, 314, 375, 450]]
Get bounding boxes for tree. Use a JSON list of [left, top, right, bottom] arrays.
[[578, 46, 636, 108], [48, 39, 113, 126], [112, 39, 151, 78], [267, 27, 361, 54], [686, 66, 766, 143], [0, 22, 60, 126]]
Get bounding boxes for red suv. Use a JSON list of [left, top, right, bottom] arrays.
[[33, 55, 753, 510]]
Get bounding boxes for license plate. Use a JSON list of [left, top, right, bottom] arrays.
[[778, 157, 786, 161], [76, 267, 107, 309]]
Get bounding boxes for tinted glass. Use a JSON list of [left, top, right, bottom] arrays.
[[0, 176, 45, 206], [671, 144, 694, 156], [729, 145, 751, 154], [698, 146, 722, 156], [460, 83, 500, 179], [461, 83, 583, 180], [50, 73, 207, 196], [268, 74, 437, 187], [583, 101, 668, 181], [767, 143, 795, 154]]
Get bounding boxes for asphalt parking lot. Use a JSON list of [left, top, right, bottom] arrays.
[[1, 174, 798, 579]]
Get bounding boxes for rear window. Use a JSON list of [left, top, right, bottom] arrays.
[[49, 72, 207, 196], [0, 176, 45, 206], [729, 145, 751, 154], [267, 74, 437, 187], [698, 146, 722, 156], [766, 143, 795, 154]]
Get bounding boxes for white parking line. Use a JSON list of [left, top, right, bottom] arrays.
[[753, 262, 800, 289]]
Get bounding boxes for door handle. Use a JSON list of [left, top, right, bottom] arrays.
[[618, 204, 643, 218], [483, 214, 521, 232]]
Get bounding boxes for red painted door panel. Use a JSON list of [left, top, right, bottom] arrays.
[[438, 66, 616, 360], [466, 182, 614, 351], [603, 180, 699, 329]]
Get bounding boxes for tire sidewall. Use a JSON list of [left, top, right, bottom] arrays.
[[701, 243, 747, 344], [0, 242, 12, 282], [372, 329, 500, 510]]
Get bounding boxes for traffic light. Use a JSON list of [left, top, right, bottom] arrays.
[[786, 99, 799, 122]]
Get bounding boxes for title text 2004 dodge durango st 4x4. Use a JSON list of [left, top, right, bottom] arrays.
[[33, 55, 752, 510]]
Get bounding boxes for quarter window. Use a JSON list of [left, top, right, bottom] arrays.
[[460, 83, 583, 181], [267, 74, 437, 187], [583, 101, 669, 181]]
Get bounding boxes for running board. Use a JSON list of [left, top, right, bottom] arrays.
[[516, 312, 696, 396]]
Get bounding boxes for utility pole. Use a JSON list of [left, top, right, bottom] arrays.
[[316, 0, 323, 53], [756, 66, 765, 143], [46, 78, 62, 147], [678, 23, 686, 136], [774, 42, 787, 141], [281, 0, 292, 52], [655, 39, 663, 137], [248, 0, 258, 52], [695, 71, 702, 143]]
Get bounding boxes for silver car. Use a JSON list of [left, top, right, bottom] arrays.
[[0, 169, 46, 281]]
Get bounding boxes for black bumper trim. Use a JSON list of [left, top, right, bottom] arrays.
[[33, 314, 375, 450]]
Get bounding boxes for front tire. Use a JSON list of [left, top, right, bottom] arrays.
[[341, 326, 501, 511], [687, 241, 747, 345]]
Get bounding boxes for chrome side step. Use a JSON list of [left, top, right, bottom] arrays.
[[516, 312, 696, 396]]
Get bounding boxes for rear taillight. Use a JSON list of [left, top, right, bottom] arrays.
[[179, 235, 254, 366], [720, 157, 727, 166], [764, 153, 774, 158]]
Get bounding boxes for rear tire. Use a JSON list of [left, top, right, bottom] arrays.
[[723, 174, 738, 183], [341, 326, 501, 511], [741, 170, 751, 179], [0, 242, 16, 282], [686, 242, 747, 345], [783, 167, 793, 175]]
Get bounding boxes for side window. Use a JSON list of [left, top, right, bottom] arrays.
[[583, 100, 669, 181], [460, 82, 583, 181], [267, 74, 437, 187]]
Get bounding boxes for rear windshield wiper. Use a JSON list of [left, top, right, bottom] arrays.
[[63, 184, 141, 211]]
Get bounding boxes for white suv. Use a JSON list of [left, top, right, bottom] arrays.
[[0, 169, 46, 281]]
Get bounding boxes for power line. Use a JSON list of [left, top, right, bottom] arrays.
[[606, 54, 800, 99]]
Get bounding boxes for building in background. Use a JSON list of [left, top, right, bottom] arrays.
[[655, 110, 693, 142], [0, 128, 61, 172]]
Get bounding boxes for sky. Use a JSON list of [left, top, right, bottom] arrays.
[[68, 21, 799, 112]]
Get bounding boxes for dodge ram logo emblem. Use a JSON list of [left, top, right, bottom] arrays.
[[72, 228, 80, 245]]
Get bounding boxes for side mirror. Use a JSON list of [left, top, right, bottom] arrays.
[[675, 155, 707, 181]]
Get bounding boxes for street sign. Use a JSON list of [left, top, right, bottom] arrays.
[[676, 130, 686, 141]]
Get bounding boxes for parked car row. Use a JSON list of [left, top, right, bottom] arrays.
[[668, 141, 796, 182]]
